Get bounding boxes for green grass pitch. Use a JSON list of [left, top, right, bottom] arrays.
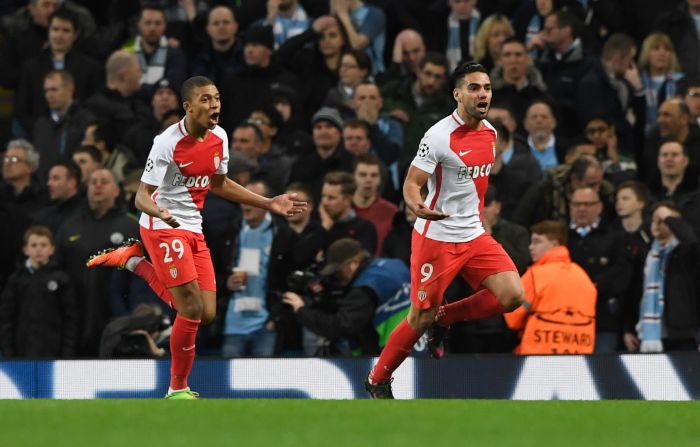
[[2, 400, 699, 447]]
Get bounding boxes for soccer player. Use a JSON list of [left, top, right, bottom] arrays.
[[87, 76, 306, 399], [364, 63, 525, 399]]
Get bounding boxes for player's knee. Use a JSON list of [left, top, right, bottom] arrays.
[[179, 293, 204, 319], [200, 308, 216, 326], [407, 306, 438, 333]]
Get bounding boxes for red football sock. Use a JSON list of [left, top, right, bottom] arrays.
[[169, 314, 200, 390], [436, 289, 506, 326], [134, 260, 177, 309], [369, 319, 421, 383]]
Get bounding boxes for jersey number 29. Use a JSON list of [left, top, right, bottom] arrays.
[[160, 239, 185, 262]]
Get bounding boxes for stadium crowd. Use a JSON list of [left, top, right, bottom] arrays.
[[0, 0, 699, 358]]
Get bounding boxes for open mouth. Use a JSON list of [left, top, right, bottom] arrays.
[[476, 101, 489, 113], [208, 112, 220, 127]]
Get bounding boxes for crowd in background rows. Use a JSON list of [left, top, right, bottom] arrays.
[[1, 0, 700, 358]]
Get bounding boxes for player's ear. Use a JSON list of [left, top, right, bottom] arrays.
[[453, 88, 460, 102]]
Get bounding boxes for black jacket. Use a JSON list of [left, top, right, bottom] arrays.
[[54, 204, 139, 356], [0, 261, 79, 358], [84, 87, 152, 141], [288, 146, 355, 204], [658, 217, 700, 340], [34, 193, 86, 235], [492, 139, 543, 219], [567, 223, 632, 332], [15, 48, 102, 134], [32, 104, 95, 181], [654, 2, 700, 78]]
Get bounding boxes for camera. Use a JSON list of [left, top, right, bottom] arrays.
[[285, 269, 343, 310]]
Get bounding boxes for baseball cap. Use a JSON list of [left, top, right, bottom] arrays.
[[311, 107, 343, 132], [245, 25, 274, 50], [320, 238, 363, 276]]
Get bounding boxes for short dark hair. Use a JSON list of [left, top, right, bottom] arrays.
[[650, 200, 681, 217], [552, 10, 581, 39], [453, 61, 488, 87], [659, 139, 689, 157], [570, 155, 601, 180], [181, 76, 215, 102], [237, 122, 264, 142], [602, 33, 637, 62], [531, 220, 568, 245], [247, 179, 271, 198], [286, 181, 313, 203], [44, 69, 74, 86], [51, 159, 82, 184], [678, 77, 700, 96], [323, 171, 356, 196], [343, 118, 370, 137], [140, 3, 166, 20], [353, 153, 381, 172], [420, 52, 448, 70], [616, 180, 649, 205], [342, 48, 372, 74], [73, 145, 103, 163], [49, 7, 80, 33], [23, 225, 54, 246], [501, 36, 526, 49], [490, 120, 510, 143]]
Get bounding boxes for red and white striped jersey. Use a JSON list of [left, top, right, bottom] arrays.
[[411, 110, 496, 243], [139, 118, 229, 233]]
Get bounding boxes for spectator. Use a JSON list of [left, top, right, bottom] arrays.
[[582, 115, 637, 185], [83, 50, 152, 142], [597, 33, 646, 156], [269, 83, 314, 156], [381, 203, 417, 267], [289, 107, 354, 202], [325, 49, 372, 119], [14, 7, 102, 136], [489, 120, 542, 219], [32, 70, 94, 181], [536, 10, 605, 138], [247, 103, 294, 194], [220, 25, 298, 131], [505, 220, 597, 354], [382, 52, 453, 173], [71, 145, 103, 188], [490, 37, 549, 128], [654, 0, 700, 78], [1, 139, 49, 220], [352, 154, 398, 255], [377, 29, 425, 85], [0, 225, 79, 358], [276, 15, 349, 125], [613, 181, 653, 351], [522, 100, 566, 173], [283, 237, 404, 356], [123, 4, 187, 99], [638, 32, 684, 134], [285, 182, 321, 269], [261, 0, 310, 48], [123, 78, 181, 164], [81, 121, 138, 184], [473, 14, 514, 73], [642, 98, 700, 182], [332, 0, 386, 74], [35, 160, 84, 234], [627, 201, 700, 352], [220, 180, 297, 357], [423, 0, 481, 73], [230, 121, 264, 172], [680, 77, 700, 127], [295, 171, 377, 266], [649, 140, 698, 203], [54, 168, 139, 356], [190, 5, 244, 86], [567, 186, 631, 352]]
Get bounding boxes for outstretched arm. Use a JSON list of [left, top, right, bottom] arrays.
[[209, 174, 307, 217]]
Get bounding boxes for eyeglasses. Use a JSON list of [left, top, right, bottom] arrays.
[[340, 63, 359, 69], [585, 126, 608, 135], [570, 201, 600, 208], [3, 156, 27, 164]]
